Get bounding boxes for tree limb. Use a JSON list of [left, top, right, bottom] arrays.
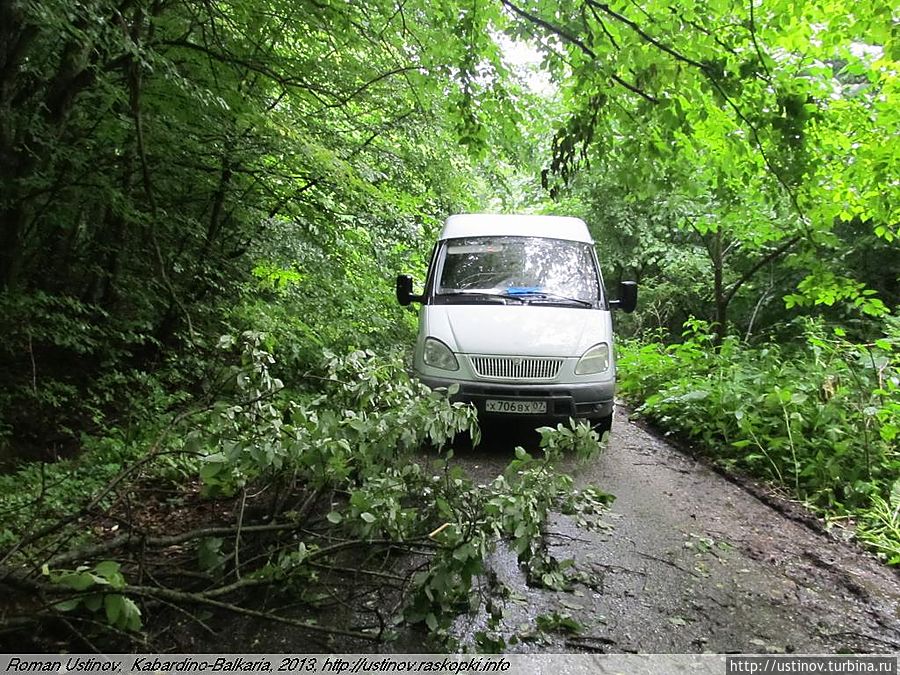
[[585, 0, 708, 70], [723, 234, 800, 307], [45, 522, 301, 569], [123, 584, 381, 641], [502, 0, 658, 103], [748, 0, 773, 80]]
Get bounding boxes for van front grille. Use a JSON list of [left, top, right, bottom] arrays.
[[469, 355, 563, 381]]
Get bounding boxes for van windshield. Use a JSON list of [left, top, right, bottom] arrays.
[[434, 236, 600, 305]]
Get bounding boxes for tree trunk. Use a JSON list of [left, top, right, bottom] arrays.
[[0, 203, 27, 289], [711, 229, 727, 346]]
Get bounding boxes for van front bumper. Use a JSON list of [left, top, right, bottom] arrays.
[[417, 375, 614, 419]]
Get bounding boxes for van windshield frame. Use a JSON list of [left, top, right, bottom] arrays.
[[428, 236, 604, 308]]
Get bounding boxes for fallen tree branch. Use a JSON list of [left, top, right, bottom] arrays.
[[124, 584, 380, 642], [308, 561, 408, 583], [45, 522, 301, 569]]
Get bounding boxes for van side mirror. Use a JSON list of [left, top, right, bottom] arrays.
[[396, 274, 423, 306], [611, 280, 638, 313]]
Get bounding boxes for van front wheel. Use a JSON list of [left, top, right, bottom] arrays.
[[592, 413, 613, 437]]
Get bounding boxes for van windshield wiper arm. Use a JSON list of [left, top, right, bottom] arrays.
[[438, 290, 527, 303], [503, 289, 593, 307]]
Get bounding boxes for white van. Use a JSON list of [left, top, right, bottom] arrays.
[[396, 214, 636, 433]]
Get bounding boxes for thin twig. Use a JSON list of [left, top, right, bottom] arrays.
[[234, 487, 247, 580], [27, 330, 37, 394], [0, 418, 205, 572]]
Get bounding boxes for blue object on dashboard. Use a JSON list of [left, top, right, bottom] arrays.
[[505, 286, 543, 295]]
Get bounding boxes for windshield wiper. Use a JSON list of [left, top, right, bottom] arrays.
[[503, 289, 593, 307], [439, 290, 526, 303]]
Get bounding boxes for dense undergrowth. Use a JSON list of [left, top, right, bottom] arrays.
[[617, 318, 900, 565]]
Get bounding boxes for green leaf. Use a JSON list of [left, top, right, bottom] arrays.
[[83, 595, 103, 612], [198, 537, 225, 573], [53, 598, 82, 612], [93, 560, 125, 589], [891, 480, 900, 508], [120, 597, 142, 631], [55, 571, 99, 592], [105, 594, 124, 625]]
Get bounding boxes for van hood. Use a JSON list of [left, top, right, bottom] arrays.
[[425, 305, 609, 357]]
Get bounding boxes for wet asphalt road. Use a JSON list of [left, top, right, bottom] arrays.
[[449, 405, 900, 653]]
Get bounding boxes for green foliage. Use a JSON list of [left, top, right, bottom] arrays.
[[535, 611, 584, 635], [233, 225, 424, 376], [0, 431, 149, 552], [530, 0, 900, 240], [505, 0, 898, 344], [47, 561, 142, 632], [3, 0, 899, 647], [189, 338, 611, 636], [1, 327, 616, 645], [559, 485, 616, 531], [406, 419, 605, 629], [857, 480, 900, 565], [536, 419, 605, 460], [618, 317, 900, 562], [0, 0, 515, 459], [196, 333, 480, 495]]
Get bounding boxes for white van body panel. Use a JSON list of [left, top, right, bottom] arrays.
[[421, 305, 610, 359], [442, 214, 594, 243]]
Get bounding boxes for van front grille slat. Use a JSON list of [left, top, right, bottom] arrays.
[[469, 356, 563, 381]]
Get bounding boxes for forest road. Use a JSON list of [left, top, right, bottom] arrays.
[[449, 405, 900, 653]]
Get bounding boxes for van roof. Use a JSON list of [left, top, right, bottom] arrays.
[[440, 214, 593, 244]]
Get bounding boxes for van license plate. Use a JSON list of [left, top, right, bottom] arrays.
[[485, 399, 547, 414]]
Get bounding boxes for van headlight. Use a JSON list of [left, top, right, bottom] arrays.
[[423, 337, 459, 371], [575, 343, 610, 375]]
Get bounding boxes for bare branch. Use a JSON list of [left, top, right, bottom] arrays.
[[316, 66, 425, 110], [586, 2, 619, 50], [123, 584, 381, 642]]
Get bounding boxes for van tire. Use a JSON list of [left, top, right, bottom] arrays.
[[593, 413, 613, 436]]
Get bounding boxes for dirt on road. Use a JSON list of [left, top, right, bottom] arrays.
[[451, 405, 900, 653]]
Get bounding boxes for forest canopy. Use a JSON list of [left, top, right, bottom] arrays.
[[0, 0, 897, 651]]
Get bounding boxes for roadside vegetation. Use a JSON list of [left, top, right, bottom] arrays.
[[617, 320, 899, 564], [0, 0, 897, 652]]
